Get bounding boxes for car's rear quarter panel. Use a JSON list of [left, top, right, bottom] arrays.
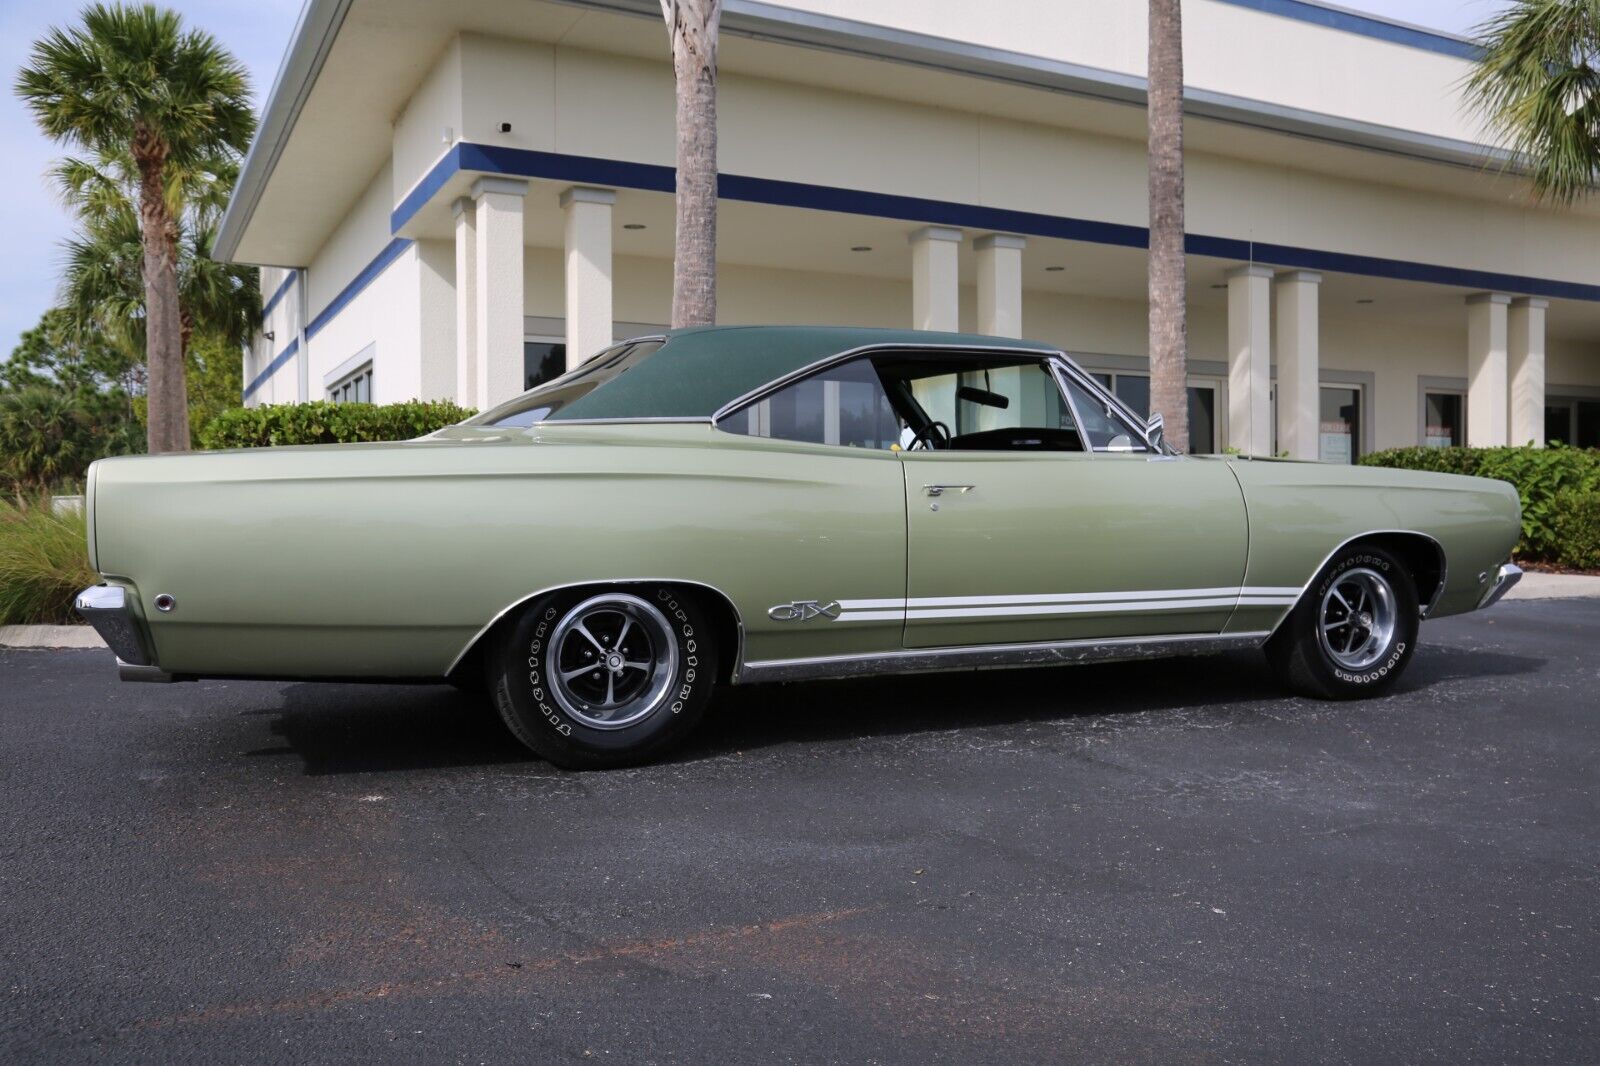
[[1226, 459, 1522, 630], [91, 425, 907, 678]]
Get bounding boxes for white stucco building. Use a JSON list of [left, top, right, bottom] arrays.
[[219, 0, 1600, 459]]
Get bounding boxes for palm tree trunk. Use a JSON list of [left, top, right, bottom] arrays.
[[134, 126, 190, 453], [661, 0, 719, 328], [1147, 0, 1189, 453]]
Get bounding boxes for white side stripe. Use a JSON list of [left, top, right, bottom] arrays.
[[828, 585, 1304, 622]]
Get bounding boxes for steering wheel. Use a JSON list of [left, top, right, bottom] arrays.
[[908, 420, 952, 451]]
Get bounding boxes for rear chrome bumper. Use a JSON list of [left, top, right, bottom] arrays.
[[1476, 563, 1523, 610], [74, 585, 173, 682]]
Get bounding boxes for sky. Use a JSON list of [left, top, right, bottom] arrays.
[[0, 0, 1515, 360]]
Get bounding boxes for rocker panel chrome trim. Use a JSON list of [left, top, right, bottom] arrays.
[[736, 631, 1269, 685]]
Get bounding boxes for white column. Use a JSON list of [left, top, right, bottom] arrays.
[[416, 240, 457, 402], [975, 233, 1025, 338], [909, 225, 961, 332], [1508, 296, 1547, 447], [1273, 270, 1321, 461], [1467, 292, 1511, 447], [452, 197, 481, 409], [561, 186, 616, 370], [1227, 265, 1274, 456], [472, 176, 528, 407]]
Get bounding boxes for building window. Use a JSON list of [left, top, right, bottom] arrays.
[[1423, 391, 1465, 448], [1546, 398, 1600, 447], [1320, 385, 1362, 464], [524, 338, 568, 391], [1088, 370, 1219, 453], [327, 362, 372, 403]]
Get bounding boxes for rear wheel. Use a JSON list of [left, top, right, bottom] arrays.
[[489, 585, 717, 769], [1265, 544, 1419, 700]]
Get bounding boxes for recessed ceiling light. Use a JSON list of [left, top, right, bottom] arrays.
[[1356, 298, 1375, 304], [623, 223, 646, 230], [1044, 265, 1065, 272], [850, 245, 873, 252]]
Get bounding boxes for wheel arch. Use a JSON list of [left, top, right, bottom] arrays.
[[445, 578, 746, 687], [1268, 529, 1447, 638]]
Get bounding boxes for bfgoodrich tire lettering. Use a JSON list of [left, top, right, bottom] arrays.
[[1266, 545, 1420, 700], [489, 585, 718, 769]]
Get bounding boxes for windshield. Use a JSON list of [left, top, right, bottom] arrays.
[[465, 339, 665, 428]]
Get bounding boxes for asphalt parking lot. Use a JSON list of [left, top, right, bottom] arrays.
[[3, 598, 1597, 1063]]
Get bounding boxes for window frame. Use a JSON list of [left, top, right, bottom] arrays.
[[326, 359, 373, 404], [710, 343, 1161, 457], [1417, 377, 1468, 448]]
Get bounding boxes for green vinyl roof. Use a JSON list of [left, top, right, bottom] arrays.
[[546, 325, 1058, 422]]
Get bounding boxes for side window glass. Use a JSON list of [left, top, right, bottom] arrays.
[[1063, 376, 1152, 453], [719, 358, 902, 449]]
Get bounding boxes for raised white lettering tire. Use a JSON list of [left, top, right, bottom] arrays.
[[490, 585, 717, 769], [1265, 545, 1419, 700]]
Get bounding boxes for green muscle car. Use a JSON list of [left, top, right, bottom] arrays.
[[76, 326, 1523, 768]]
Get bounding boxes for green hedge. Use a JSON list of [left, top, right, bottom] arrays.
[[198, 400, 475, 450], [1360, 444, 1600, 565]]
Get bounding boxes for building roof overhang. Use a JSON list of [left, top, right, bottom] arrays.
[[217, 0, 1526, 268]]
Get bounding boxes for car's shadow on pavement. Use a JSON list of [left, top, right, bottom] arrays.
[[244, 641, 1543, 776]]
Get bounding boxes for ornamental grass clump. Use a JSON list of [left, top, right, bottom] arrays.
[[0, 497, 95, 625]]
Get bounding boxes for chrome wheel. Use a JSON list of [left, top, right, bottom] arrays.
[[1317, 568, 1397, 671], [547, 593, 678, 730]]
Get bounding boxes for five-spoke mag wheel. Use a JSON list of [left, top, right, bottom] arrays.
[[1316, 568, 1398, 673], [548, 594, 678, 730], [489, 584, 718, 769], [1266, 544, 1419, 700]]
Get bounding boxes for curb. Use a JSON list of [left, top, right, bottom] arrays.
[[1505, 572, 1600, 601], [0, 625, 107, 650]]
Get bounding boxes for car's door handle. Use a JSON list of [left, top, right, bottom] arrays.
[[923, 484, 976, 497]]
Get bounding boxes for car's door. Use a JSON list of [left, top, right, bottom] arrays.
[[897, 357, 1249, 649]]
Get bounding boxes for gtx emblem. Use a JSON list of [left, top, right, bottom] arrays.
[[768, 599, 842, 622]]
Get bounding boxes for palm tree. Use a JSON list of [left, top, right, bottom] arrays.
[[16, 4, 253, 453], [55, 149, 257, 440], [1467, 0, 1600, 204], [659, 0, 721, 327], [1146, 0, 1190, 453]]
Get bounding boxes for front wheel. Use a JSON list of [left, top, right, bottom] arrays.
[[1265, 545, 1419, 700], [489, 586, 718, 769]]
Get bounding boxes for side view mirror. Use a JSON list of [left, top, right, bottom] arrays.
[[1146, 411, 1165, 451]]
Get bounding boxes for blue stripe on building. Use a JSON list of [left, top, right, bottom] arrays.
[[1210, 0, 1481, 60], [393, 143, 1600, 305], [244, 238, 415, 400]]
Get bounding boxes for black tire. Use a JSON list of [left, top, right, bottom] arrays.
[[489, 584, 717, 769], [1265, 544, 1420, 700]]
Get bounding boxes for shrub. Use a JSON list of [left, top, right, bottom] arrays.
[[1361, 443, 1600, 562], [0, 497, 95, 626], [198, 400, 475, 449], [1552, 491, 1600, 570]]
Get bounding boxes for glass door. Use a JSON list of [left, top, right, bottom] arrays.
[[1319, 385, 1362, 464]]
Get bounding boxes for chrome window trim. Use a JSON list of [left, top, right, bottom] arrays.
[[1263, 529, 1449, 637], [538, 416, 715, 427], [1046, 358, 1095, 459], [1049, 356, 1162, 454], [709, 342, 1061, 428], [736, 631, 1271, 685], [445, 576, 747, 682]]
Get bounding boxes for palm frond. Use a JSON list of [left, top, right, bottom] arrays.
[[1467, 0, 1600, 203]]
